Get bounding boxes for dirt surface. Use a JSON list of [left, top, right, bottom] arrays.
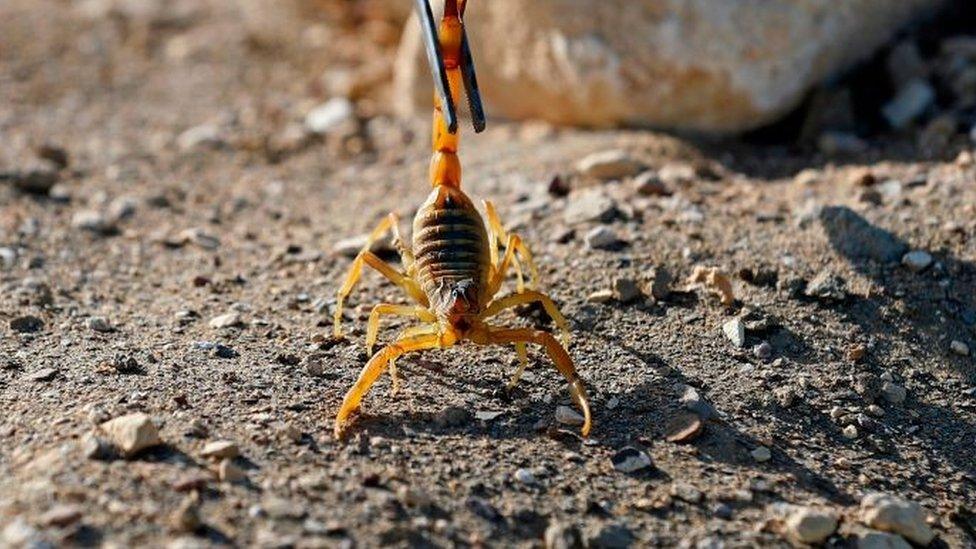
[[1, 1, 975, 548]]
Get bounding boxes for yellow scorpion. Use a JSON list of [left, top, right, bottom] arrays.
[[332, 0, 591, 439]]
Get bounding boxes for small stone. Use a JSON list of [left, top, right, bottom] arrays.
[[866, 405, 885, 417], [39, 504, 83, 527], [857, 530, 912, 549], [396, 486, 432, 508], [179, 228, 220, 250], [588, 523, 634, 549], [658, 162, 696, 185], [555, 405, 585, 426], [881, 382, 907, 404], [177, 124, 223, 151], [12, 164, 59, 195], [722, 318, 746, 348], [171, 498, 201, 532], [753, 341, 773, 360], [882, 79, 935, 129], [712, 503, 733, 520], [71, 210, 115, 235], [100, 413, 162, 457], [305, 98, 355, 134], [106, 196, 138, 222], [576, 150, 643, 180], [434, 405, 471, 427], [612, 277, 641, 303], [585, 226, 623, 250], [860, 493, 935, 545], [0, 247, 16, 269], [664, 413, 703, 443], [474, 410, 505, 421], [88, 316, 113, 333], [332, 232, 394, 258], [842, 425, 859, 439], [901, 250, 933, 272], [586, 289, 614, 304], [611, 446, 653, 473], [670, 482, 703, 503], [646, 267, 673, 300], [818, 206, 907, 263], [545, 521, 583, 549], [81, 433, 114, 460], [209, 312, 243, 329], [514, 468, 537, 485], [686, 266, 735, 307], [950, 340, 970, 357], [213, 344, 238, 359], [201, 440, 240, 459], [280, 423, 302, 443], [28, 367, 58, 382], [804, 270, 847, 301], [783, 507, 838, 544], [633, 171, 670, 196], [751, 446, 772, 462], [678, 384, 716, 419], [305, 355, 326, 376], [218, 458, 246, 483], [564, 189, 617, 225]]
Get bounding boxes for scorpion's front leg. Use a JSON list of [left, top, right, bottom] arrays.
[[334, 213, 427, 337], [365, 304, 437, 356], [334, 332, 448, 439], [483, 290, 571, 348], [483, 327, 591, 437]]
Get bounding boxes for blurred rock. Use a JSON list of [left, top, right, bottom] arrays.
[[576, 150, 643, 180], [305, 98, 355, 135], [860, 493, 935, 546], [882, 79, 935, 128], [395, 0, 944, 132]]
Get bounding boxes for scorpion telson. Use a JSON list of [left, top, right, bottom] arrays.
[[331, 0, 592, 439]]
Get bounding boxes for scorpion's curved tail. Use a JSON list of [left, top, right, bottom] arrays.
[[415, 0, 485, 191]]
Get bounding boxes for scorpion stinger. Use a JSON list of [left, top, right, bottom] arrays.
[[330, 0, 590, 440], [414, 0, 485, 134]]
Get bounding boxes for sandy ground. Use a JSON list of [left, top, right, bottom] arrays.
[[1, 1, 974, 547]]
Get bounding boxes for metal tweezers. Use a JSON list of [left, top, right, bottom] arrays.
[[413, 0, 486, 134]]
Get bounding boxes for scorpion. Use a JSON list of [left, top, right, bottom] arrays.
[[332, 0, 591, 439]]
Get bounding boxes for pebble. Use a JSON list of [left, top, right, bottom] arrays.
[[434, 405, 471, 427], [209, 312, 243, 329], [804, 270, 848, 301], [514, 468, 537, 485], [857, 530, 912, 549], [866, 404, 885, 417], [201, 440, 240, 459], [818, 206, 907, 263], [305, 355, 326, 376], [332, 232, 393, 258], [218, 458, 246, 483], [100, 413, 162, 457], [305, 97, 354, 134], [860, 493, 935, 545], [722, 318, 746, 348], [678, 384, 716, 419], [586, 289, 614, 304], [0, 247, 16, 269], [213, 344, 238, 359], [39, 504, 83, 527], [670, 482, 703, 503], [28, 367, 58, 382], [612, 277, 641, 303], [753, 341, 772, 360], [71, 210, 115, 235], [842, 425, 859, 439], [171, 498, 201, 532], [901, 250, 933, 272], [658, 162, 696, 185], [177, 124, 224, 151], [11, 163, 59, 195], [783, 507, 838, 544], [634, 171, 671, 196], [611, 446, 653, 473], [178, 228, 220, 250], [646, 266, 672, 301], [563, 189, 617, 224], [751, 446, 772, 463], [555, 405, 585, 426], [950, 340, 970, 356], [88, 316, 113, 333], [881, 382, 907, 404], [585, 226, 622, 250], [545, 521, 583, 549], [664, 413, 703, 443], [575, 150, 643, 180], [587, 523, 634, 549], [882, 79, 935, 129]]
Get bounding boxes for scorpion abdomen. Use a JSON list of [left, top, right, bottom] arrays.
[[412, 186, 491, 314]]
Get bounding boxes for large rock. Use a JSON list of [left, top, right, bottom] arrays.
[[394, 0, 944, 132]]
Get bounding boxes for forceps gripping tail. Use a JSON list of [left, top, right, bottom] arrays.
[[413, 0, 486, 134]]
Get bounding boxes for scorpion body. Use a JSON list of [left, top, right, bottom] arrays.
[[331, 0, 591, 439]]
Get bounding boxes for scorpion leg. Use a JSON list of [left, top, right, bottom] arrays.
[[508, 342, 529, 389], [484, 200, 540, 290], [334, 332, 445, 439], [489, 234, 525, 295], [483, 290, 571, 348], [365, 304, 436, 355], [388, 324, 440, 396], [484, 327, 591, 437], [334, 214, 427, 337]]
